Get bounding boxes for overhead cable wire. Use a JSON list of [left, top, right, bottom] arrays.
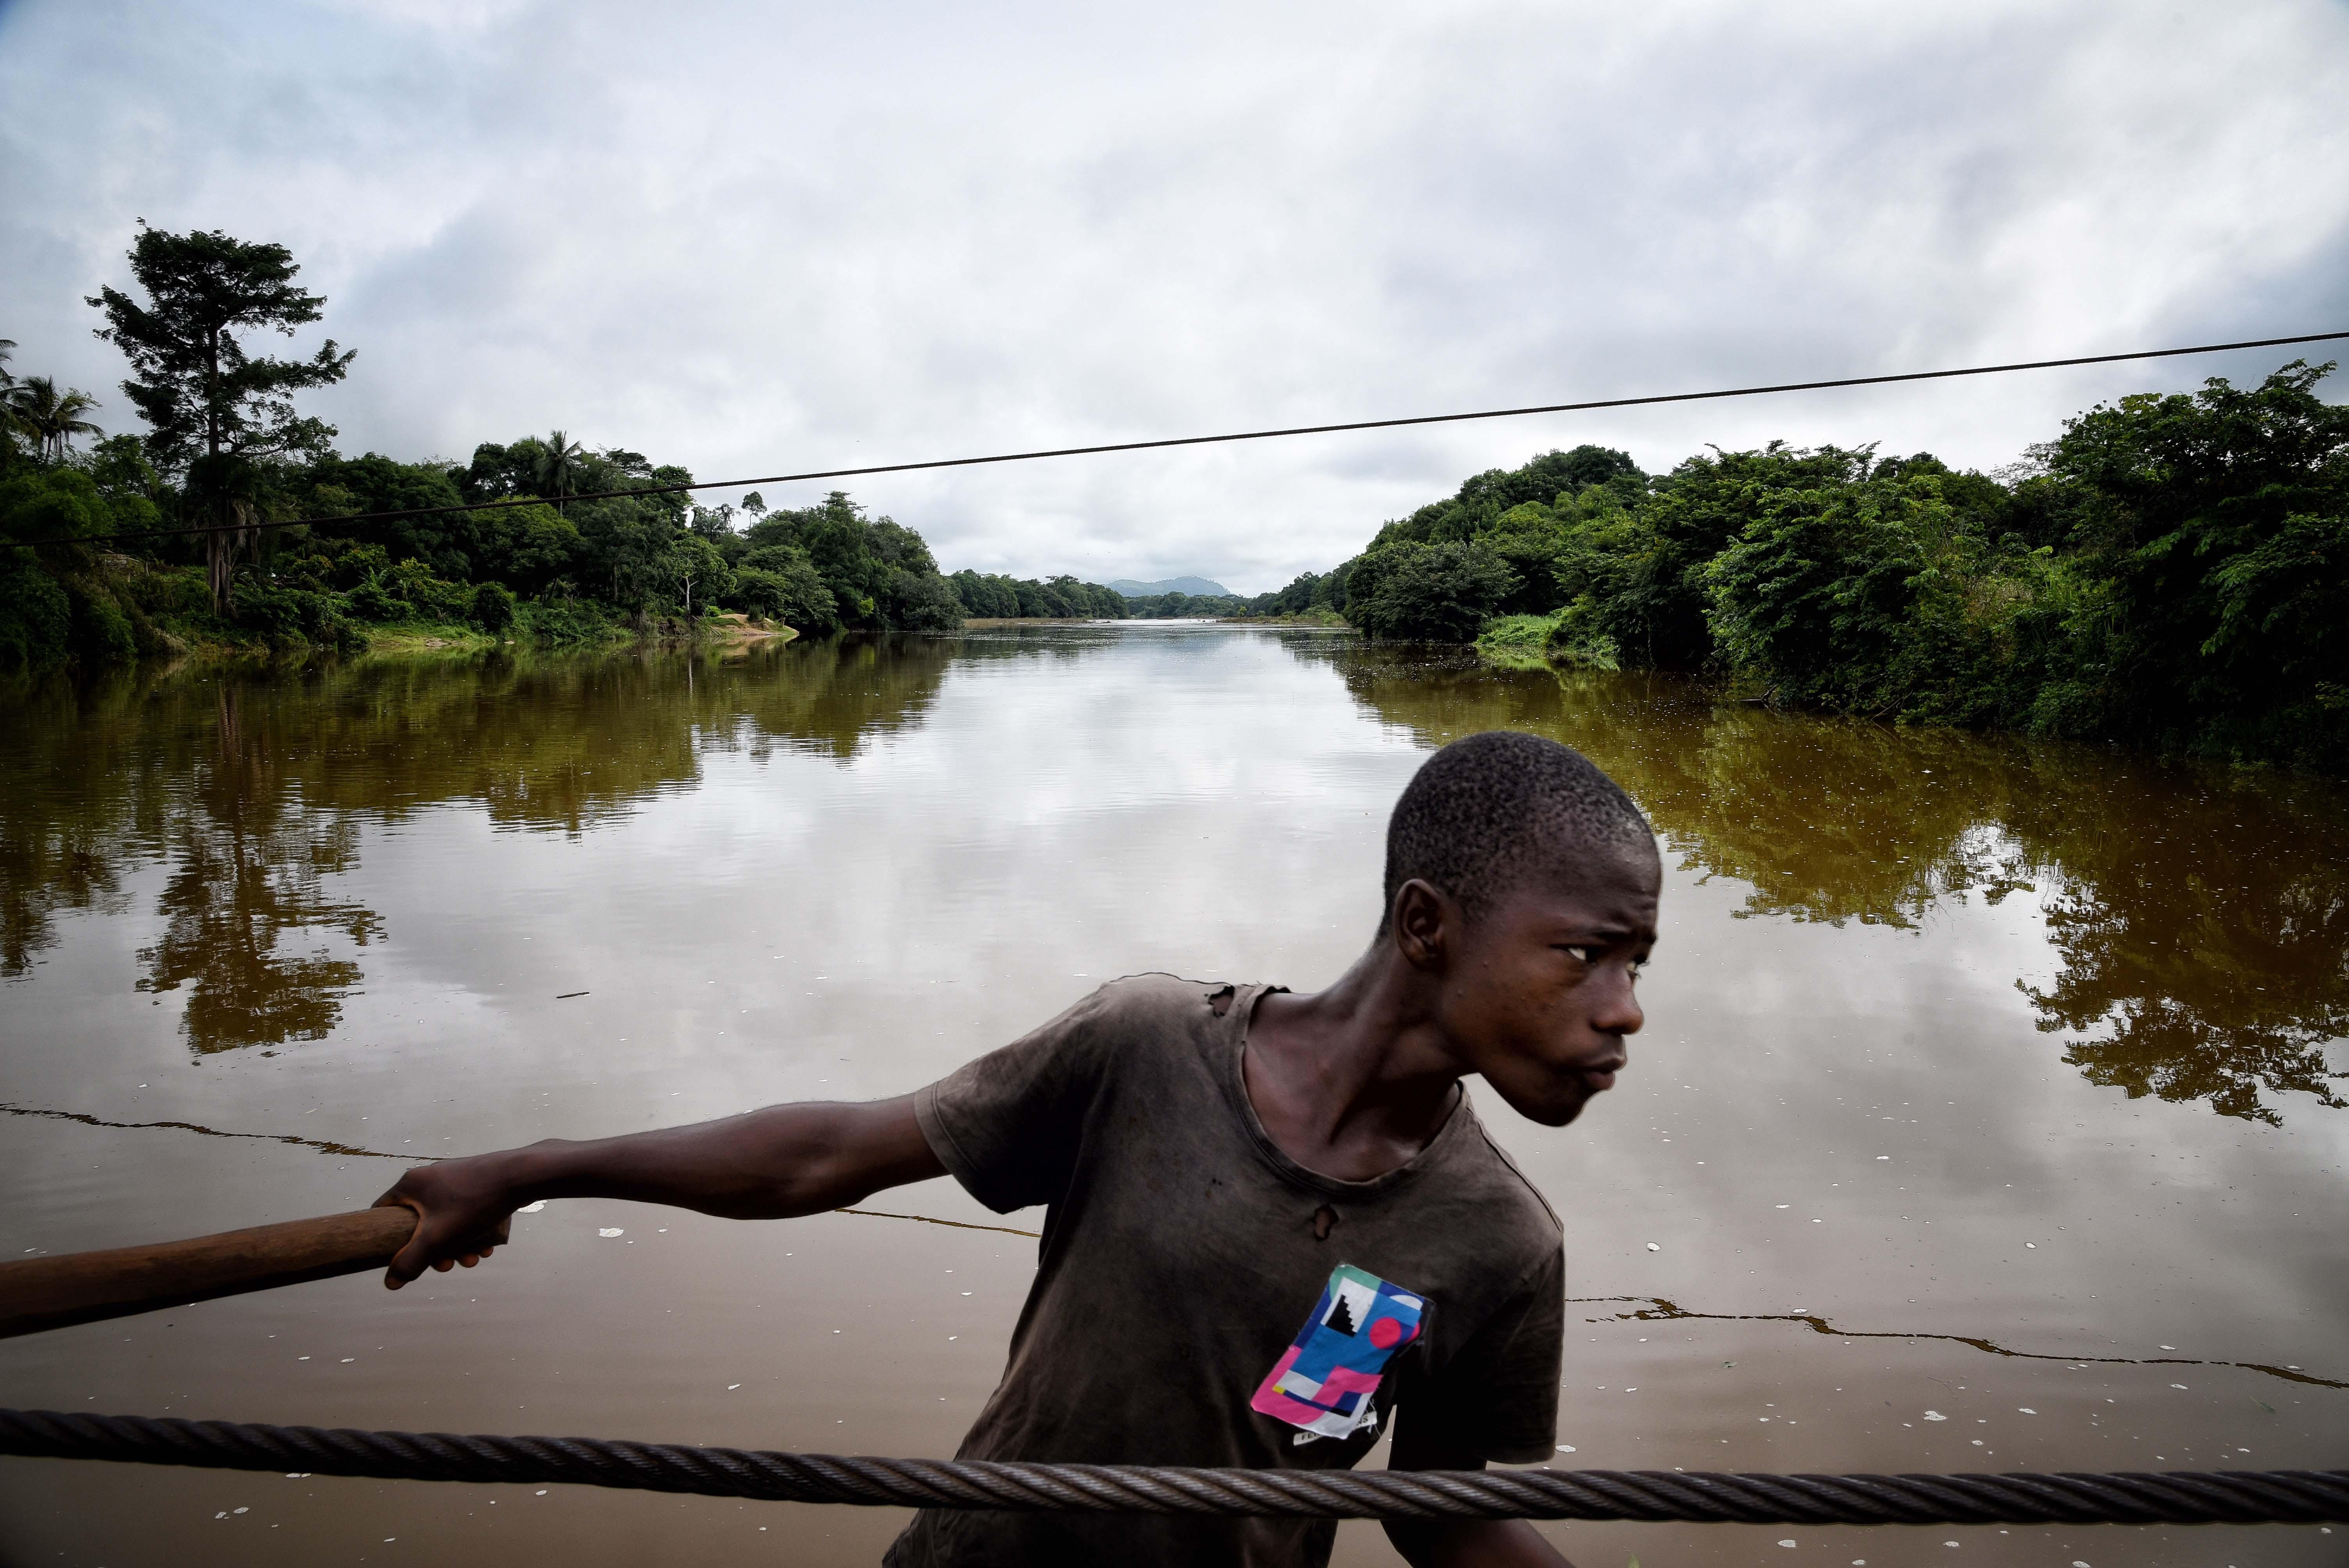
[[14, 329, 2347, 551]]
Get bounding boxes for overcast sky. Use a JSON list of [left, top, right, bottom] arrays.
[[4, 0, 2345, 592]]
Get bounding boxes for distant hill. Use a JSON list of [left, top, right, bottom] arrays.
[[1109, 576, 1233, 599]]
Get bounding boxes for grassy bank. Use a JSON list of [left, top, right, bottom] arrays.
[[1217, 608, 1349, 627], [47, 558, 788, 666], [1473, 610, 1620, 672]]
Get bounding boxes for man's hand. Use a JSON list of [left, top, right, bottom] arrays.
[[374, 1156, 521, 1289], [370, 1094, 946, 1289], [1384, 1415, 1576, 1568]]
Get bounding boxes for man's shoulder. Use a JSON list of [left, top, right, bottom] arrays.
[[1077, 972, 1252, 1031], [994, 973, 1241, 1085], [1437, 1099, 1566, 1247], [1092, 971, 1243, 1006]]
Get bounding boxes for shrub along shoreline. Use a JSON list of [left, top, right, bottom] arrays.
[[3, 230, 1167, 670], [0, 438, 1137, 666], [1286, 362, 2345, 773]]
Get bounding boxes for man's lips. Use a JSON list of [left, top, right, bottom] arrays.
[[1575, 1051, 1627, 1093]]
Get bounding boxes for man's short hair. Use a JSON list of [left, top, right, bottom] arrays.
[[1381, 730, 1653, 929]]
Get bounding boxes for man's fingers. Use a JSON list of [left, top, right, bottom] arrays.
[[385, 1237, 431, 1288], [371, 1183, 510, 1290], [377, 1191, 431, 1288]]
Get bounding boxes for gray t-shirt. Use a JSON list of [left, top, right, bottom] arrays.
[[885, 974, 1565, 1568]]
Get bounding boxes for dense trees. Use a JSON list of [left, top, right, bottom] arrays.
[[89, 228, 356, 613], [0, 360, 1130, 662], [1342, 541, 1518, 641], [2024, 364, 2349, 763], [2, 229, 1139, 670], [949, 571, 1127, 619], [13, 227, 2346, 771], [1327, 376, 2349, 769]]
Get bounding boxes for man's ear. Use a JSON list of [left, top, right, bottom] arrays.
[[1390, 878, 1451, 970]]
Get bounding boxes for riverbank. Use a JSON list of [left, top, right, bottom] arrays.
[[324, 611, 793, 659], [1208, 608, 1347, 628], [98, 585, 794, 669]]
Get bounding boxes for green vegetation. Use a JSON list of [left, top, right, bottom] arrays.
[[1325, 371, 2349, 770], [1119, 572, 1348, 620], [947, 570, 1127, 620], [1, 230, 1133, 669], [14, 228, 2342, 770]]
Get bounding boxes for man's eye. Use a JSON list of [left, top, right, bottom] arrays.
[[1562, 946, 1597, 964]]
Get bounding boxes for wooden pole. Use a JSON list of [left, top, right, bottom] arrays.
[[0, 1208, 418, 1340]]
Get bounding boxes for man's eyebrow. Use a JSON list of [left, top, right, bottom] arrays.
[[1554, 921, 1654, 943]]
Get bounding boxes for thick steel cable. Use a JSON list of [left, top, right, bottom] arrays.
[[2, 1410, 2343, 1524], [12, 330, 2347, 550]]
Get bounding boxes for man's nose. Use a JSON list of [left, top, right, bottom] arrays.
[[1592, 970, 1644, 1038]]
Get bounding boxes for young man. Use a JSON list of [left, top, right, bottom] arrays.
[[380, 730, 1660, 1568]]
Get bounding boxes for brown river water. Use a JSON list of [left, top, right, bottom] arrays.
[[1, 625, 2344, 1568]]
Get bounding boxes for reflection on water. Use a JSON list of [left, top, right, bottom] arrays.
[[134, 685, 382, 1052], [1304, 642, 2349, 1125], [2013, 784, 2349, 1124], [0, 636, 963, 1055], [0, 678, 144, 979], [5, 634, 2344, 1116]]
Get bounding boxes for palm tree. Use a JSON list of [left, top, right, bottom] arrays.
[[8, 376, 103, 462], [0, 339, 16, 390], [533, 429, 587, 509]]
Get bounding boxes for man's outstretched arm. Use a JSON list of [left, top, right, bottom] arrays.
[[1383, 1414, 1575, 1568], [372, 1095, 946, 1288]]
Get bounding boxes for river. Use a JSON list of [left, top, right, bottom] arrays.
[[1, 625, 2344, 1566]]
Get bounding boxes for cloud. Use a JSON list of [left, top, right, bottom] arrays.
[[4, 0, 2345, 590]]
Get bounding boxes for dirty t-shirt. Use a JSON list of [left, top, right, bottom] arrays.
[[885, 974, 1565, 1568]]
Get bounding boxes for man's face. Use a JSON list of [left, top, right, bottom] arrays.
[[1434, 846, 1660, 1126]]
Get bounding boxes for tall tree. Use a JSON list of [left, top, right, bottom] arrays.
[[533, 429, 586, 508], [7, 376, 104, 461], [665, 531, 730, 618], [88, 228, 355, 612]]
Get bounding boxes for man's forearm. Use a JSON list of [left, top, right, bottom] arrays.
[[376, 1094, 947, 1284], [482, 1096, 944, 1218]]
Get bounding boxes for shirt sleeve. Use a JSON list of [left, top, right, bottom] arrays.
[[914, 984, 1123, 1215], [1401, 1245, 1565, 1465]]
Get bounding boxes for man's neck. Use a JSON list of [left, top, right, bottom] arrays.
[[1242, 946, 1466, 1184]]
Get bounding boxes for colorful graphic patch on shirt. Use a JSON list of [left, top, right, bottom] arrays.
[[1249, 1263, 1425, 1440]]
